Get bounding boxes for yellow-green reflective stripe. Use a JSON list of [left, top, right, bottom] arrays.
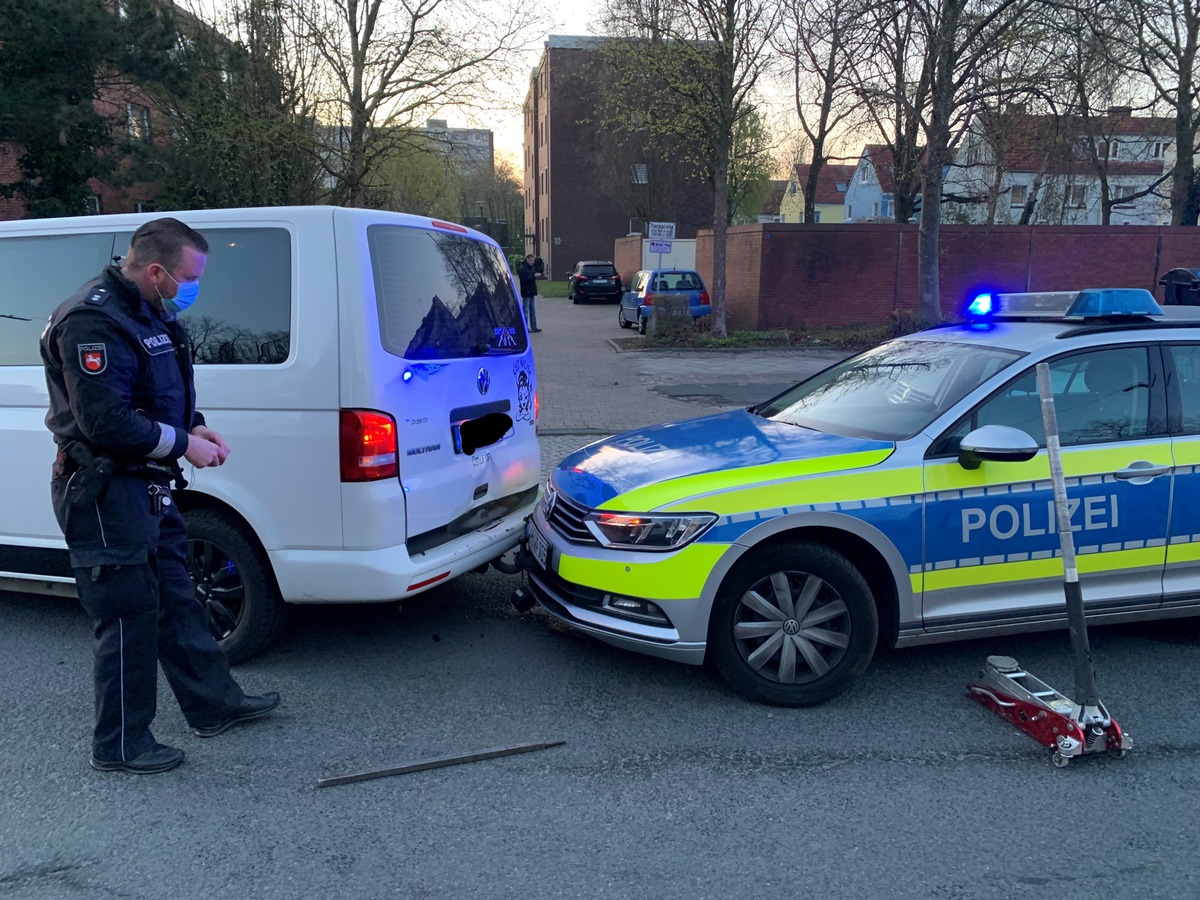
[[925, 444, 1171, 492], [557, 543, 728, 600], [694, 466, 923, 516], [1168, 542, 1200, 564], [923, 547, 1166, 592], [601, 449, 895, 512], [1174, 436, 1200, 465]]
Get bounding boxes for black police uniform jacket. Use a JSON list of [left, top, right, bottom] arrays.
[[41, 266, 204, 462]]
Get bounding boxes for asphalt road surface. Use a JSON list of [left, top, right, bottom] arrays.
[[2, 296, 1198, 899]]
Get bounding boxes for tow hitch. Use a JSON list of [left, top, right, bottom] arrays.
[[968, 363, 1132, 767], [509, 527, 537, 612]]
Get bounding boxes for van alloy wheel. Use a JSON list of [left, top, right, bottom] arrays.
[[184, 509, 288, 664]]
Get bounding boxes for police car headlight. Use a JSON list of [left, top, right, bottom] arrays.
[[584, 511, 717, 550]]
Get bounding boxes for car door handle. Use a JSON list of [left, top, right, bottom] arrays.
[[1113, 461, 1171, 482]]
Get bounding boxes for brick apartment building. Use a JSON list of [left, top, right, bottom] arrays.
[[523, 35, 713, 278], [1, 1, 176, 222]]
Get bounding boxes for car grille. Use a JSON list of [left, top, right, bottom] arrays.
[[545, 486, 597, 544]]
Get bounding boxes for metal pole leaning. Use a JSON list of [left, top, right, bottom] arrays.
[[1035, 363, 1102, 714]]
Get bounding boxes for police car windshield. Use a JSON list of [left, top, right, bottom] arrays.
[[756, 339, 1023, 440]]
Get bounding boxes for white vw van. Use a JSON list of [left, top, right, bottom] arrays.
[[0, 207, 540, 660]]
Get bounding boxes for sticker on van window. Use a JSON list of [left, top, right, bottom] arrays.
[[78, 343, 107, 375], [494, 326, 518, 349], [514, 358, 533, 421]]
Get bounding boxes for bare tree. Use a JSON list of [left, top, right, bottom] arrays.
[[288, 0, 545, 207], [774, 0, 871, 223], [602, 0, 783, 338], [851, 0, 1039, 321], [1122, 0, 1200, 224]]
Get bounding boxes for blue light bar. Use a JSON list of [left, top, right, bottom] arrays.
[[967, 293, 993, 316], [1066, 288, 1163, 318], [963, 288, 1164, 320]]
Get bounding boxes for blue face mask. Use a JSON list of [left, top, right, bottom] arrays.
[[160, 269, 200, 315]]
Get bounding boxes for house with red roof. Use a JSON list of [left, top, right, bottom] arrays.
[[843, 145, 922, 222], [780, 163, 855, 223], [942, 106, 1172, 225]]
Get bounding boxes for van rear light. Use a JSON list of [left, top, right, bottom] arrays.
[[700, 290, 710, 304], [643, 293, 654, 306], [431, 220, 468, 233], [339, 409, 398, 482]]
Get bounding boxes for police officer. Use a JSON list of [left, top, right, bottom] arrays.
[[41, 217, 280, 774]]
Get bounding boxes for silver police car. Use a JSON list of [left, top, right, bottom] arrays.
[[523, 288, 1200, 705]]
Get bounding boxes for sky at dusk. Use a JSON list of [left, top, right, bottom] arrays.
[[481, 0, 601, 161]]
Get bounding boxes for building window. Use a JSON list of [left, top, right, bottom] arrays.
[[872, 202, 879, 218], [1099, 140, 1120, 160], [85, 195, 102, 215], [126, 103, 150, 141], [632, 164, 648, 185], [813, 210, 821, 223], [1153, 141, 1171, 158], [1068, 185, 1086, 208], [1114, 185, 1136, 206], [789, 181, 797, 195], [1010, 184, 1028, 207]]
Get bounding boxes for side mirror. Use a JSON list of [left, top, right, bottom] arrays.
[[958, 424, 1039, 470]]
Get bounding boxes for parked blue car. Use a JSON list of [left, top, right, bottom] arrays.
[[617, 269, 711, 334]]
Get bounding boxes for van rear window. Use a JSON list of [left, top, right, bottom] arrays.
[[369, 226, 528, 360]]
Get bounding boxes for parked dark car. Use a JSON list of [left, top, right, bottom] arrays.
[[567, 261, 623, 304], [618, 268, 711, 334]]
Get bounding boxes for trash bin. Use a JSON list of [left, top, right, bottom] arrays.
[[1158, 267, 1200, 305]]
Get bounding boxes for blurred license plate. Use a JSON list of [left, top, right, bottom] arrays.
[[527, 521, 550, 569], [591, 277, 608, 283]]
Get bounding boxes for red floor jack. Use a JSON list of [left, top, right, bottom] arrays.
[[967, 363, 1132, 767]]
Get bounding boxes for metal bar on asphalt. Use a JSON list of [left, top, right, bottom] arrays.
[[317, 740, 566, 788]]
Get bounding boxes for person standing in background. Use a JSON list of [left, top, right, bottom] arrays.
[[517, 254, 543, 333]]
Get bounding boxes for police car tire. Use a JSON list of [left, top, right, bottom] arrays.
[[184, 509, 289, 665], [710, 541, 878, 707]]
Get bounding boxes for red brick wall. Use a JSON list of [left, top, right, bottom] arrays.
[[692, 224, 1200, 327], [613, 235, 642, 287], [0, 145, 25, 220]]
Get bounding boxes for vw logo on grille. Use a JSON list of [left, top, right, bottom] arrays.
[[782, 619, 801, 635], [477, 367, 491, 395]]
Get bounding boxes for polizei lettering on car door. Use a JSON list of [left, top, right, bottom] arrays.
[[960, 495, 1118, 543]]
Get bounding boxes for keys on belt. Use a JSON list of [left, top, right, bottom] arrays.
[[148, 483, 173, 515]]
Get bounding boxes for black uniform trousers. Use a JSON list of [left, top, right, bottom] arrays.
[[51, 471, 245, 762]]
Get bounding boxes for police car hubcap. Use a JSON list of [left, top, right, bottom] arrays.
[[733, 571, 851, 685]]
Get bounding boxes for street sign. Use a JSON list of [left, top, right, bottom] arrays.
[[649, 240, 672, 254], [647, 221, 676, 241]]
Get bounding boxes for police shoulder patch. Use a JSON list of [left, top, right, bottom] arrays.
[[85, 288, 109, 305], [78, 343, 107, 375]]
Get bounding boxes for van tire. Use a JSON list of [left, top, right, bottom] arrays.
[[638, 314, 647, 335], [183, 508, 288, 664], [709, 541, 877, 706], [618, 307, 632, 328]]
